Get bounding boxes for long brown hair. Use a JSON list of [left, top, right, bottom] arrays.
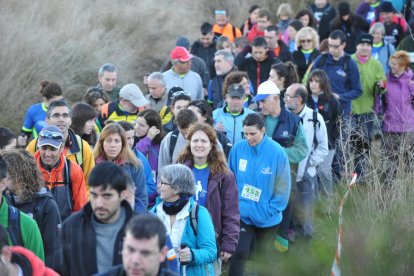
[[93, 123, 139, 167], [2, 149, 44, 202], [178, 123, 228, 175]]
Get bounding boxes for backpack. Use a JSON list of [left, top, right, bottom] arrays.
[[7, 193, 56, 247], [7, 206, 23, 246]]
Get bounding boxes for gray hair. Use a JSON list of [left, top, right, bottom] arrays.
[[98, 63, 117, 76], [369, 22, 386, 36], [147, 72, 166, 87], [215, 50, 234, 64], [160, 164, 195, 196]]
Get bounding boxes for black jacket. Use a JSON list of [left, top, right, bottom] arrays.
[[306, 94, 343, 149], [292, 48, 320, 81], [9, 188, 62, 270], [191, 40, 217, 79], [235, 46, 281, 93], [276, 40, 292, 62], [310, 3, 337, 41], [208, 66, 237, 110], [95, 264, 179, 276], [330, 13, 370, 54], [60, 200, 134, 276]]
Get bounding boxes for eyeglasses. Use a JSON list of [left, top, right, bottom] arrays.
[[284, 94, 298, 99], [39, 130, 64, 140], [50, 113, 71, 119], [328, 44, 342, 49], [300, 39, 313, 44], [160, 181, 171, 186]]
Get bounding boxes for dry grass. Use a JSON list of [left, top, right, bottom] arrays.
[[4, 1, 407, 274], [0, 0, 357, 131]]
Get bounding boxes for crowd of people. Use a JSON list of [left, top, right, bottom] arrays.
[[1, 0, 414, 275]]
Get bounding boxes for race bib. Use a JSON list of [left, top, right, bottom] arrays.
[[241, 184, 262, 202], [239, 159, 247, 171]]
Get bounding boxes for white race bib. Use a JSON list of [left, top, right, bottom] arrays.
[[239, 159, 247, 171], [241, 184, 262, 202]]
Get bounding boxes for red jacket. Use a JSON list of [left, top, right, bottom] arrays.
[[11, 246, 59, 276], [35, 151, 87, 218], [247, 24, 264, 42]]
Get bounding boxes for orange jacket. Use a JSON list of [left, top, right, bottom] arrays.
[[35, 151, 87, 215], [212, 23, 242, 43]]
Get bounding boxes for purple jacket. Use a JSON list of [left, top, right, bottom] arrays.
[[185, 162, 240, 254], [135, 137, 160, 179], [382, 69, 414, 133]]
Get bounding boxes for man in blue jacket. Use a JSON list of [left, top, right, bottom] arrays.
[[228, 113, 291, 276]]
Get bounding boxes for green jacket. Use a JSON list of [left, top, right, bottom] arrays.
[[351, 55, 386, 114], [0, 196, 45, 261]]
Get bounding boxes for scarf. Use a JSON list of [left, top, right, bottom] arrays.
[[162, 196, 190, 215]]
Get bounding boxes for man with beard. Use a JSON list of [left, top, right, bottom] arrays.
[[60, 162, 136, 276]]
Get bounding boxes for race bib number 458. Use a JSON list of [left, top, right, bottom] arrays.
[[241, 184, 262, 202]]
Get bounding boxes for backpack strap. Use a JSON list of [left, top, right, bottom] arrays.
[[169, 129, 180, 158], [232, 26, 237, 41], [63, 159, 74, 212], [74, 135, 83, 166], [189, 202, 199, 236], [7, 206, 24, 246], [312, 110, 319, 149]]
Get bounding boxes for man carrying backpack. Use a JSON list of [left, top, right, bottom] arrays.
[[34, 126, 87, 221], [0, 155, 45, 261], [284, 84, 328, 238], [310, 30, 362, 180]]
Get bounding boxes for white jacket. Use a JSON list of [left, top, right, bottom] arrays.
[[296, 106, 329, 182]]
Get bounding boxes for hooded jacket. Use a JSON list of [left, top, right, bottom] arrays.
[[381, 69, 414, 133]]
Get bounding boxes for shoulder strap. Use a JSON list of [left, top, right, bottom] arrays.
[[169, 129, 180, 158], [190, 202, 199, 236], [316, 53, 329, 69], [7, 206, 24, 246], [232, 26, 237, 40], [74, 135, 83, 166], [218, 180, 225, 213], [312, 110, 319, 149], [63, 159, 74, 212]]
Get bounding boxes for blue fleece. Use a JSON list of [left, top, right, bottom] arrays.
[[228, 135, 291, 227]]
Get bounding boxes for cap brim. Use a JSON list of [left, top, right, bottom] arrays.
[[179, 54, 193, 62], [38, 139, 62, 149], [131, 97, 149, 107], [227, 92, 244, 98], [253, 94, 272, 102]]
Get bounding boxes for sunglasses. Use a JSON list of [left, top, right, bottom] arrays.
[[39, 130, 64, 140], [300, 39, 313, 44]]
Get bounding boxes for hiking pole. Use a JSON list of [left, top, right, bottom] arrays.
[[180, 243, 189, 276], [331, 173, 357, 276]]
